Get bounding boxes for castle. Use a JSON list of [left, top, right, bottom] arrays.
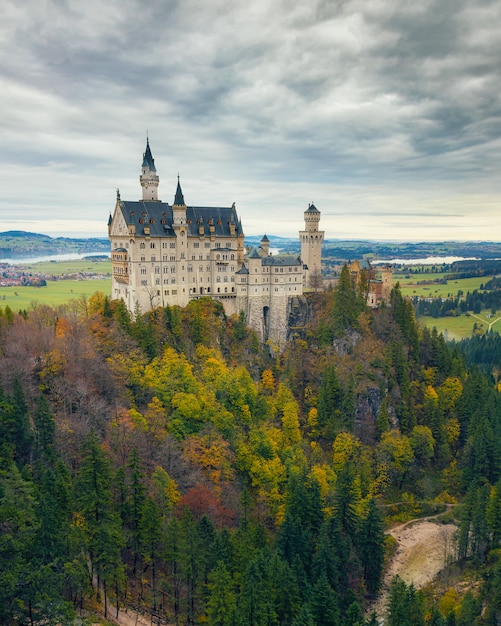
[[108, 140, 324, 347]]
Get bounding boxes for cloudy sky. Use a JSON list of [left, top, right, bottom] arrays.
[[1, 0, 500, 241]]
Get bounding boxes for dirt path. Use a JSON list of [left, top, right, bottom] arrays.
[[370, 512, 457, 622]]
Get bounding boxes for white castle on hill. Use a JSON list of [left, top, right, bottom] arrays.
[[108, 139, 324, 347]]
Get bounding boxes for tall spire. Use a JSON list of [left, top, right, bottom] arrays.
[[174, 174, 185, 206], [142, 137, 156, 171]]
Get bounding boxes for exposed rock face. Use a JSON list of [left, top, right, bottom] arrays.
[[332, 330, 362, 356], [355, 386, 382, 444]]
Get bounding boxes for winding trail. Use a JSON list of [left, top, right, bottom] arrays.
[[370, 507, 457, 622]]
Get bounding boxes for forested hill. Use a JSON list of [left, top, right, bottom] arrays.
[[1, 271, 501, 625], [0, 230, 109, 258]]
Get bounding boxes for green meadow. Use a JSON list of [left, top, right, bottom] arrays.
[[19, 258, 111, 276], [418, 312, 501, 341], [0, 259, 112, 312], [393, 269, 501, 339], [0, 279, 112, 312], [394, 272, 488, 299]]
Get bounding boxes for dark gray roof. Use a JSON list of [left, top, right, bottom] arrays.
[[247, 248, 261, 259], [117, 200, 243, 238], [305, 203, 319, 213], [263, 255, 301, 266], [142, 139, 156, 171], [235, 264, 249, 275], [261, 234, 269, 242]]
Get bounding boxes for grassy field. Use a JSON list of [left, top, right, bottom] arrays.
[[0, 258, 112, 311], [19, 258, 111, 276], [0, 279, 111, 311], [395, 273, 488, 299], [418, 311, 501, 341]]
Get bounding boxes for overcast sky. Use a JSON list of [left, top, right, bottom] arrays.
[[1, 0, 500, 241]]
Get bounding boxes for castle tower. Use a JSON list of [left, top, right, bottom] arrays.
[[381, 265, 393, 301], [299, 203, 324, 288], [140, 138, 160, 201], [260, 234, 270, 257]]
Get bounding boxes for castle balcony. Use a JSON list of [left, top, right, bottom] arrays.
[[112, 248, 129, 284]]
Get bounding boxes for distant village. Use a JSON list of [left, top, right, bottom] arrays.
[[0, 263, 109, 288]]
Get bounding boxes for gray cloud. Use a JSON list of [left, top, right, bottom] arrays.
[[0, 0, 500, 240]]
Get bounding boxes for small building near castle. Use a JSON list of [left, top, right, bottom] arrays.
[[348, 260, 393, 307], [108, 140, 324, 347]]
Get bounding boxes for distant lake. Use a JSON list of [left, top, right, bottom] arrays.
[[0, 252, 110, 265], [373, 256, 480, 266]]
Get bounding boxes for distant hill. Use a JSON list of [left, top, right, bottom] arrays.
[[0, 231, 109, 259]]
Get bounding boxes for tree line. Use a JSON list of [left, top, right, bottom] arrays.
[[0, 269, 501, 624]]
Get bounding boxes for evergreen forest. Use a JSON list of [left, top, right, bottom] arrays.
[[1, 266, 501, 626]]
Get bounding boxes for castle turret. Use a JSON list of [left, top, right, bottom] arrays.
[[299, 203, 324, 288], [172, 176, 187, 226], [140, 138, 160, 201], [260, 234, 270, 257]]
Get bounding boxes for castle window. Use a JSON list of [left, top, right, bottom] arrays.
[[162, 242, 167, 248], [216, 277, 221, 283], [171, 266, 175, 273], [215, 243, 221, 248], [141, 280, 147, 286], [170, 242, 176, 248], [231, 277, 234, 282], [163, 255, 168, 261], [141, 268, 147, 275], [170, 256, 175, 261], [172, 289, 177, 294], [216, 254, 220, 260], [199, 255, 203, 260], [141, 256, 145, 262], [151, 256, 156, 262], [180, 253, 185, 259], [155, 266, 160, 274], [231, 266, 235, 272], [226, 242, 231, 248], [140, 242, 145, 249], [192, 255, 196, 260], [156, 278, 160, 285], [199, 266, 203, 272], [223, 277, 228, 283], [231, 254, 235, 260], [188, 265, 193, 272], [150, 243, 155, 248], [171, 279, 176, 284], [204, 242, 210, 248], [193, 242, 199, 248]]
